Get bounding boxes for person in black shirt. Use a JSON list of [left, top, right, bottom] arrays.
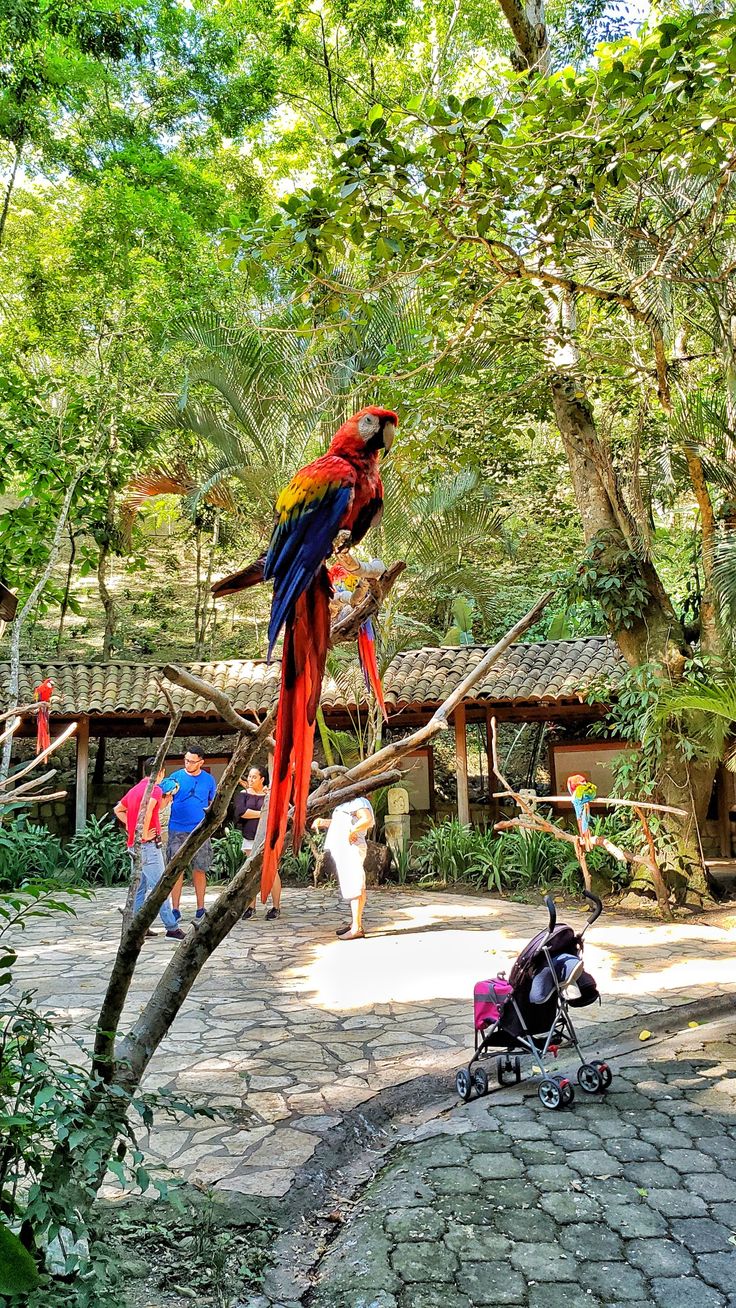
[[235, 765, 281, 921]]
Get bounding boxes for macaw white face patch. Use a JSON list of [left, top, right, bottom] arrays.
[[358, 411, 381, 440]]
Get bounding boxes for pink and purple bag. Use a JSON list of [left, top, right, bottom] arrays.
[[473, 976, 513, 1032]]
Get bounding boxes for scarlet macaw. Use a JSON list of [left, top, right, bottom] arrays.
[[33, 677, 53, 754], [567, 773, 597, 837], [328, 562, 388, 721], [212, 405, 398, 899]]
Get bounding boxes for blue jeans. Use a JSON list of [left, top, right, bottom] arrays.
[[131, 842, 178, 931]]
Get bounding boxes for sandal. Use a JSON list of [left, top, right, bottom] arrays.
[[335, 924, 352, 937], [338, 929, 365, 941]]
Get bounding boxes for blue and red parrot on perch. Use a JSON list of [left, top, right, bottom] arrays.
[[212, 405, 398, 900], [567, 773, 597, 847], [329, 561, 387, 721]]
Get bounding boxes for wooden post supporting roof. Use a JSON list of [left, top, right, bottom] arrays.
[[485, 706, 497, 827], [455, 703, 470, 826], [75, 714, 89, 834]]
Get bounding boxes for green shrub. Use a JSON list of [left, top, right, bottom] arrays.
[[0, 816, 130, 891], [211, 826, 244, 881], [412, 819, 497, 887], [65, 816, 129, 887], [0, 819, 66, 890], [387, 841, 413, 885], [406, 816, 620, 896], [281, 844, 316, 884]]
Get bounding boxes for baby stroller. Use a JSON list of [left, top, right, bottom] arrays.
[[455, 891, 612, 1110]]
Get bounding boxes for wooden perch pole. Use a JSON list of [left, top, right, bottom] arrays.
[[109, 589, 555, 1089], [0, 720, 77, 790], [343, 589, 554, 786], [497, 793, 687, 817], [490, 717, 675, 917], [634, 805, 672, 920]]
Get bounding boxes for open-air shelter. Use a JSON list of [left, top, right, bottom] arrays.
[[0, 635, 629, 825]]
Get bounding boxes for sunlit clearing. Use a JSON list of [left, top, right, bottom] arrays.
[[306, 927, 528, 1009], [301, 905, 736, 1012]]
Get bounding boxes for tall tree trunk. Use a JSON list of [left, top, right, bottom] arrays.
[[492, 0, 715, 901], [200, 512, 219, 657], [0, 140, 23, 249], [193, 526, 203, 658], [56, 526, 77, 654], [97, 540, 117, 659], [549, 354, 716, 903], [96, 476, 119, 660]]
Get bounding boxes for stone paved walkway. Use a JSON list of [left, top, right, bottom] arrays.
[[9, 887, 736, 1202], [303, 1012, 736, 1308]]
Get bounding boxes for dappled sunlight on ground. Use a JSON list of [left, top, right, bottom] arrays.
[[7, 886, 736, 1200], [301, 927, 528, 1008]]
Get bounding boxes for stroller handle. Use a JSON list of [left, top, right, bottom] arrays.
[[582, 889, 603, 929], [544, 894, 557, 932]]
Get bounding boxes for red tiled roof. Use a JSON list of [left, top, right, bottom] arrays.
[[0, 637, 624, 719]]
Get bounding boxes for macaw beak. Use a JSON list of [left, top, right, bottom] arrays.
[[382, 418, 396, 451]]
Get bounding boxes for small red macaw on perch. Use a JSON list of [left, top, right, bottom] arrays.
[[328, 561, 388, 721], [212, 405, 398, 900], [34, 677, 54, 754]]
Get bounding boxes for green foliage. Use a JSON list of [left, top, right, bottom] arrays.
[[651, 665, 736, 773], [104, 1192, 276, 1303], [443, 595, 476, 646], [0, 816, 129, 891], [405, 817, 628, 896], [0, 1221, 39, 1295], [565, 531, 650, 631], [211, 825, 245, 882], [280, 841, 317, 884], [387, 840, 413, 885], [0, 819, 65, 889], [0, 884, 213, 1303], [64, 816, 129, 887], [591, 655, 736, 797], [412, 819, 496, 886]]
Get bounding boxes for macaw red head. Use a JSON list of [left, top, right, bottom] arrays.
[[566, 773, 588, 794], [334, 406, 398, 455]]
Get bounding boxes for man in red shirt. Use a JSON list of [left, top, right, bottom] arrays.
[[114, 758, 185, 939]]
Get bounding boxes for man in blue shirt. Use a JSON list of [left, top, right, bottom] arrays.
[[163, 743, 217, 925]]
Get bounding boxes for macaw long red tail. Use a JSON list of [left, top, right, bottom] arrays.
[[260, 567, 331, 901], [357, 619, 387, 722], [36, 706, 51, 754]]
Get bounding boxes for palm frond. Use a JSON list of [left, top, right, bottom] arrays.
[[714, 534, 736, 629]]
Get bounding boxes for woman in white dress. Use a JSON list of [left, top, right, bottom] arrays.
[[312, 796, 374, 940]]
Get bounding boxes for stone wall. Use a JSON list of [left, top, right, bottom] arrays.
[[9, 731, 244, 839]]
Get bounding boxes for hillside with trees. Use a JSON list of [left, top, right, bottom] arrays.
[[2, 0, 736, 885]]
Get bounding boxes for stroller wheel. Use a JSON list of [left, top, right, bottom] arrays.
[[513, 1056, 522, 1083], [456, 1068, 473, 1101], [577, 1062, 602, 1094], [538, 1077, 563, 1110], [497, 1056, 513, 1087], [592, 1059, 612, 1090], [560, 1078, 575, 1107], [472, 1066, 489, 1097]]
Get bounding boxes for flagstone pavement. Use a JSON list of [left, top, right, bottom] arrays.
[[302, 1012, 736, 1308], [8, 886, 736, 1204]]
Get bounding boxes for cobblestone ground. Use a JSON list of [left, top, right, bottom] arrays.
[[303, 1014, 736, 1308], [8, 888, 736, 1200]]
